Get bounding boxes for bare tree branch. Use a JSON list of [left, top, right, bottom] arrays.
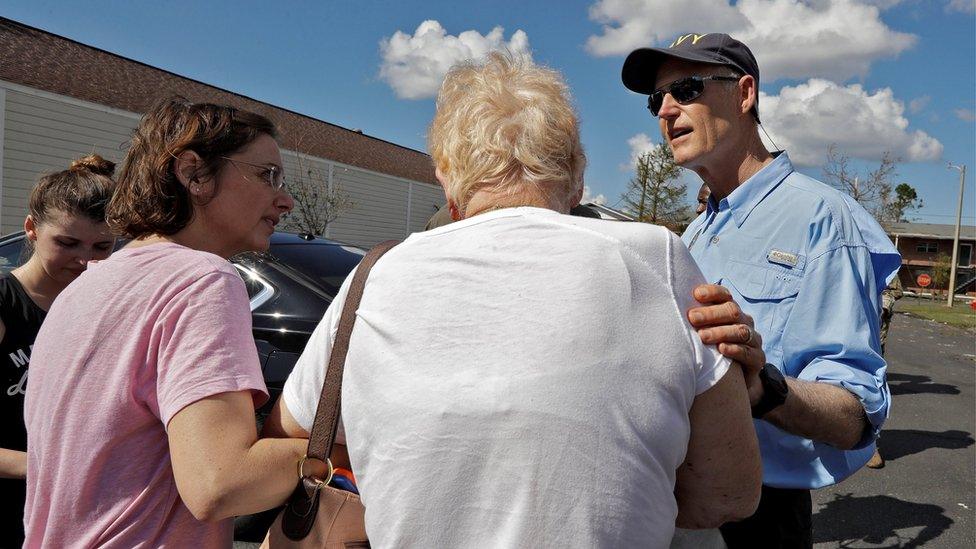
[[822, 144, 919, 227], [279, 133, 353, 236]]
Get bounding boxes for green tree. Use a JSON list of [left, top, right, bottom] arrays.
[[878, 183, 924, 224], [620, 144, 687, 231], [933, 254, 952, 291]]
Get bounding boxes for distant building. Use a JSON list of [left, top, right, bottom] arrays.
[[0, 17, 442, 246], [886, 222, 976, 295]]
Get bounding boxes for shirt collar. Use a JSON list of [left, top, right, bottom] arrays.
[[722, 151, 794, 228]]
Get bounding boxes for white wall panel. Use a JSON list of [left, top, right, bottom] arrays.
[[326, 165, 411, 247], [0, 84, 435, 247], [1, 89, 136, 234], [269, 150, 439, 247], [408, 182, 445, 233]]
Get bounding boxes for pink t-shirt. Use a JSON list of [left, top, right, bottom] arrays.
[[23, 243, 267, 548]]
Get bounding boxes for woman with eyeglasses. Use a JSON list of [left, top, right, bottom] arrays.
[[0, 154, 116, 546], [23, 98, 324, 547]]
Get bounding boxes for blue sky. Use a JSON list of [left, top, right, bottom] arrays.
[[4, 0, 974, 225]]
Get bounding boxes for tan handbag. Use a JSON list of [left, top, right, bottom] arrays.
[[262, 240, 399, 549]]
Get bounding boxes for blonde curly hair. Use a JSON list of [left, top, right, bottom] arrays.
[[427, 52, 586, 214]]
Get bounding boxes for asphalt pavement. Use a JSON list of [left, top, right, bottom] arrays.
[[811, 312, 976, 548]]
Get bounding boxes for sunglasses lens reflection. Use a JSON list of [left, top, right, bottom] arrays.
[[648, 93, 662, 116], [672, 79, 703, 102], [648, 77, 706, 117]]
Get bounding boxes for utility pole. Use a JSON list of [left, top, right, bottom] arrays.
[[946, 163, 966, 307]]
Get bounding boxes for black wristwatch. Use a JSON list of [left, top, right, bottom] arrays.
[[752, 363, 789, 419]]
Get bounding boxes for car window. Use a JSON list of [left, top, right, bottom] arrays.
[[0, 236, 27, 275], [232, 263, 276, 312], [269, 243, 364, 295], [237, 267, 267, 300]]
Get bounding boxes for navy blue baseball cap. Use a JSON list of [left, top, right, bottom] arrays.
[[622, 32, 760, 102]]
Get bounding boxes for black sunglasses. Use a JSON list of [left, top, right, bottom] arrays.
[[647, 75, 741, 117]]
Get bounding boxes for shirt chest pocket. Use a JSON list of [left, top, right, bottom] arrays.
[[723, 257, 806, 339]]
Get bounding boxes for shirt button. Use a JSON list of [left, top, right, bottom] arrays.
[[710, 236, 720, 244]]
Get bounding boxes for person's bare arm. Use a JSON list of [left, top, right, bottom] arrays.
[[761, 379, 866, 450], [262, 397, 308, 439], [675, 364, 762, 529], [262, 396, 351, 471], [167, 391, 326, 522], [0, 448, 26, 479]]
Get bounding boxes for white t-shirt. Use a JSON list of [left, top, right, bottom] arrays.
[[284, 207, 730, 548]]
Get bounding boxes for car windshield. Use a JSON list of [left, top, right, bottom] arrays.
[[269, 242, 364, 295]]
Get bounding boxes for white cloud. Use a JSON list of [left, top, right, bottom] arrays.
[[378, 20, 532, 100], [582, 186, 608, 205], [759, 79, 943, 166], [586, 0, 747, 57], [909, 95, 930, 114], [955, 108, 976, 122], [863, 0, 905, 9], [585, 0, 917, 82], [946, 0, 976, 14], [623, 132, 658, 170]]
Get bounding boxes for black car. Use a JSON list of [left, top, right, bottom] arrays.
[[0, 230, 365, 411]]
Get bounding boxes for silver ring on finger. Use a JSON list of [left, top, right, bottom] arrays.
[[745, 327, 755, 345]]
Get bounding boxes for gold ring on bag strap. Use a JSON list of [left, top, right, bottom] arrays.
[[298, 455, 334, 487]]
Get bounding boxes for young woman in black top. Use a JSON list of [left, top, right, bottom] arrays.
[[0, 154, 116, 545]]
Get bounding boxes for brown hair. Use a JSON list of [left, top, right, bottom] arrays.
[[107, 97, 277, 238], [29, 154, 117, 226]]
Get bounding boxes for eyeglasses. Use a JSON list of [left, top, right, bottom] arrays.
[[220, 156, 286, 191], [647, 75, 741, 117]]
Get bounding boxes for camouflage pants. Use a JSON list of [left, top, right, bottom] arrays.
[[880, 306, 895, 356]]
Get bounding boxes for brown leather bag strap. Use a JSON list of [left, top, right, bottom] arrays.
[[306, 240, 399, 461]]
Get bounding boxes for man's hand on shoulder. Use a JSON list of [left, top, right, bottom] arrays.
[[688, 284, 764, 405]]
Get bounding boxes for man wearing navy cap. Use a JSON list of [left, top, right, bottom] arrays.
[[622, 34, 901, 547]]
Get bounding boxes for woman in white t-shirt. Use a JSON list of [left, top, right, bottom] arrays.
[[264, 53, 761, 548]]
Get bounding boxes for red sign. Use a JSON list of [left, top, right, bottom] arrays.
[[917, 273, 932, 288]]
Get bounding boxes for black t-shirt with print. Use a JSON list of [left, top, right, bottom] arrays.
[[0, 274, 45, 547]]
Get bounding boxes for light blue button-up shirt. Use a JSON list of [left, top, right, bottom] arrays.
[[682, 152, 901, 489]]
